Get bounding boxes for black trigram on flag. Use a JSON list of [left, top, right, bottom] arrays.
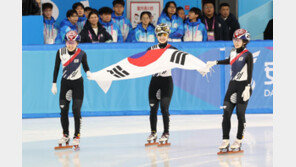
[[170, 51, 187, 65], [107, 65, 130, 78]]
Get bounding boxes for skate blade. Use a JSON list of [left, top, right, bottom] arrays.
[[157, 142, 171, 147], [145, 142, 159, 147], [54, 145, 73, 150], [73, 145, 80, 151], [217, 150, 244, 155]]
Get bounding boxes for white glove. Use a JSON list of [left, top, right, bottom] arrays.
[[206, 61, 217, 69], [51, 83, 57, 95], [86, 71, 93, 80], [242, 85, 251, 101]]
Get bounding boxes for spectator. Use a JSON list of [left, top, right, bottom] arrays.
[[79, 11, 113, 43], [72, 2, 87, 33], [176, 7, 186, 21], [157, 1, 184, 42], [112, 0, 132, 42], [55, 10, 79, 44], [98, 7, 123, 42], [264, 19, 273, 40], [183, 7, 207, 42], [22, 0, 41, 15], [219, 3, 240, 40], [201, 1, 229, 41], [126, 11, 156, 42], [84, 7, 93, 18], [42, 2, 57, 44]]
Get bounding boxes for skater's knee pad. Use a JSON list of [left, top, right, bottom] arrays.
[[59, 100, 69, 112], [222, 101, 234, 119], [149, 99, 159, 112]]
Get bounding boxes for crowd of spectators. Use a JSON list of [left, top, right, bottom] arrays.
[[23, 0, 272, 44]]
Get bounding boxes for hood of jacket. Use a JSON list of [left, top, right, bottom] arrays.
[[59, 18, 77, 29], [111, 12, 125, 20], [185, 18, 202, 26], [137, 23, 155, 32], [43, 16, 56, 25]]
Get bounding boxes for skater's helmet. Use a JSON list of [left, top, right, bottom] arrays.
[[65, 30, 80, 43], [155, 23, 171, 36], [233, 29, 250, 42]]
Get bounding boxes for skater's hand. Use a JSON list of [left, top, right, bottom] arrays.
[[86, 71, 93, 80], [51, 83, 57, 95], [242, 85, 251, 101], [206, 61, 217, 69]]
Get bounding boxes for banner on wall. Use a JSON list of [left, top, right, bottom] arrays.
[[130, 1, 161, 27], [22, 41, 273, 118]]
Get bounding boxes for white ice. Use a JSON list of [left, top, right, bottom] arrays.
[[23, 114, 272, 167]]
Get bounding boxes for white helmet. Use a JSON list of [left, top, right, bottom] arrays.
[[155, 23, 170, 35]]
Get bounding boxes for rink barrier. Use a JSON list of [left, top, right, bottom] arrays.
[[22, 109, 273, 119], [22, 41, 273, 118]]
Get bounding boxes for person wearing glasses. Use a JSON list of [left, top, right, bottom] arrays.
[[201, 1, 230, 41], [157, 1, 184, 42]]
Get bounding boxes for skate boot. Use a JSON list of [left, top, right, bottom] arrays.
[[54, 134, 72, 150], [72, 135, 80, 151], [145, 132, 158, 146], [158, 133, 170, 147], [230, 139, 243, 153], [217, 139, 230, 155]]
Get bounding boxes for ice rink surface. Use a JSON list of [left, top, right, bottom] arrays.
[[23, 114, 272, 167]]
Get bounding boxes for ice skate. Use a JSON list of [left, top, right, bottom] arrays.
[[158, 133, 170, 147], [54, 134, 72, 150], [72, 136, 80, 151], [229, 139, 243, 153], [145, 132, 158, 146], [217, 139, 230, 155]]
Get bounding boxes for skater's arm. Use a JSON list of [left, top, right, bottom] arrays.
[[217, 58, 230, 65], [53, 50, 61, 83], [246, 53, 253, 84], [81, 52, 90, 72]]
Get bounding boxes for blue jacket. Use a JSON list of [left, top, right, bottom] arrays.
[[126, 23, 156, 42], [99, 18, 123, 43], [43, 16, 58, 44], [157, 12, 184, 41], [77, 15, 87, 33], [183, 18, 207, 42], [55, 19, 78, 44], [112, 12, 132, 42]]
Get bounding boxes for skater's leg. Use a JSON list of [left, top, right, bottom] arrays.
[[60, 100, 70, 136], [222, 81, 237, 139], [160, 77, 173, 134], [72, 78, 84, 137], [59, 79, 71, 136], [222, 101, 235, 139], [149, 78, 160, 133], [72, 100, 83, 137], [236, 103, 248, 139]]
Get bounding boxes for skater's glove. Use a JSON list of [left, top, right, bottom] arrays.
[[86, 71, 93, 80], [51, 83, 57, 95], [242, 85, 251, 101], [206, 61, 217, 69]]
